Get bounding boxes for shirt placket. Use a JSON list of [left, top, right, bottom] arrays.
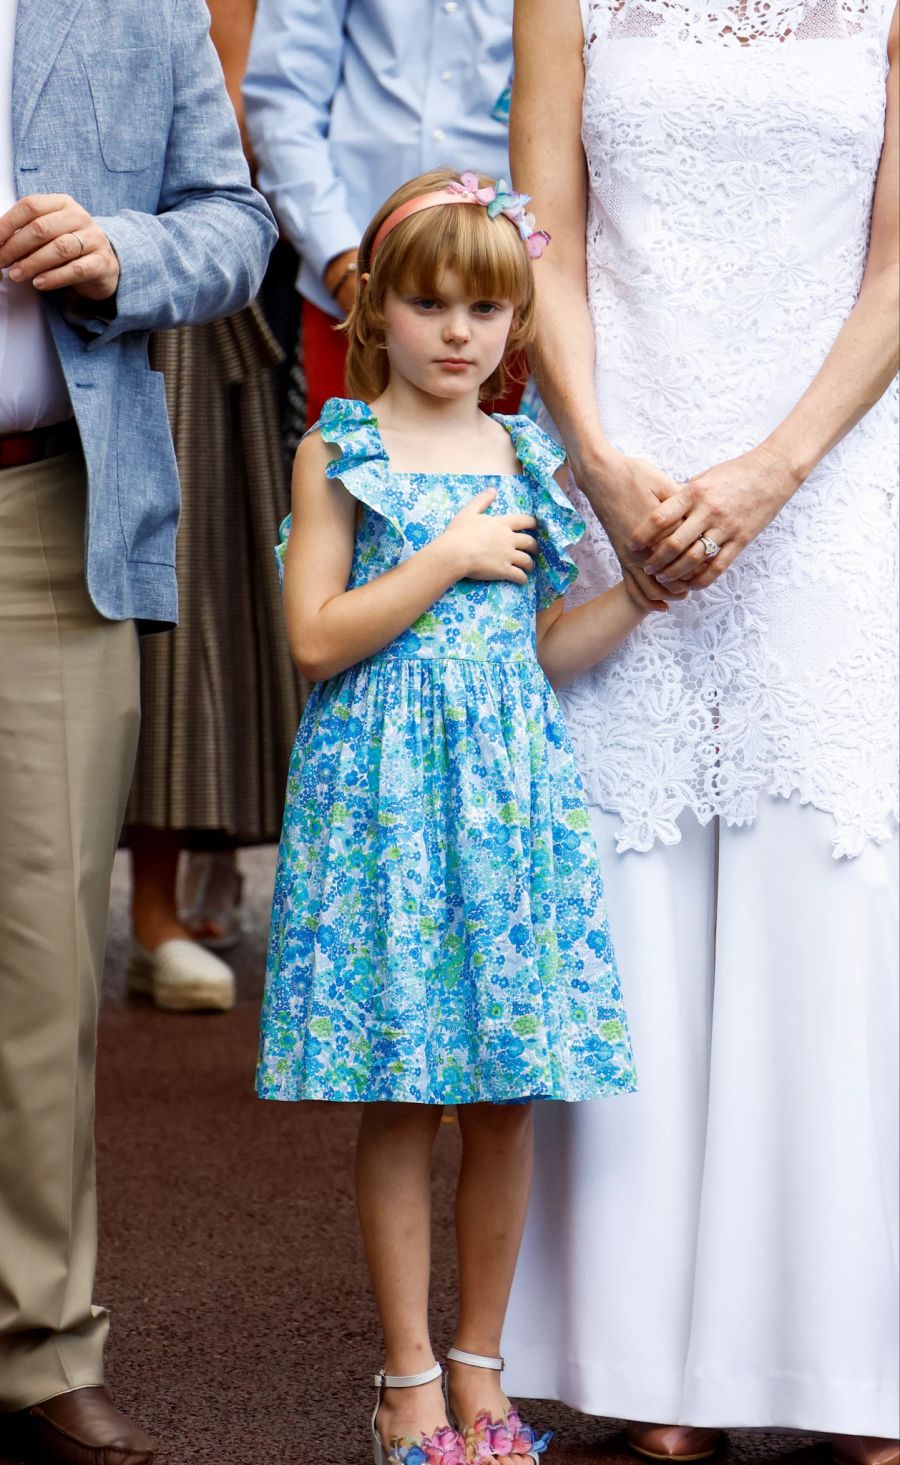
[[421, 0, 467, 171]]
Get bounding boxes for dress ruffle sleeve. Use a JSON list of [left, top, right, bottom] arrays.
[[274, 396, 404, 586], [497, 414, 586, 609], [319, 397, 406, 538]]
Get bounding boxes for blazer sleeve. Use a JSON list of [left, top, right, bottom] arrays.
[[89, 0, 277, 342], [242, 0, 360, 281]]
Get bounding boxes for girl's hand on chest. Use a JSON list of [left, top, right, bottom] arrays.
[[439, 487, 539, 584]]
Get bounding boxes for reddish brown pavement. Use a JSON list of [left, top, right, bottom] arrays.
[[0, 850, 829, 1465]]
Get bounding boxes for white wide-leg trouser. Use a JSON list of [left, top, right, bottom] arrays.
[[503, 797, 899, 1437]]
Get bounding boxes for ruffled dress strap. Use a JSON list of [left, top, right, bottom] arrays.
[[495, 414, 585, 609], [274, 397, 403, 583]]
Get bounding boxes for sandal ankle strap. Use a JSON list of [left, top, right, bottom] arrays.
[[374, 1361, 443, 1389], [446, 1347, 504, 1371]]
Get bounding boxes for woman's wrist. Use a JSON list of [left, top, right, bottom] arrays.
[[569, 437, 629, 512], [753, 433, 816, 497]]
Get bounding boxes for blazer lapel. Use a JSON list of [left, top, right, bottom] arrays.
[[13, 0, 88, 153]]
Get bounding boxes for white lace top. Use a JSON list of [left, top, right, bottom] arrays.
[[559, 0, 899, 858]]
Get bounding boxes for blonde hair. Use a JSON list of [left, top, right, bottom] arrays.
[[342, 169, 536, 403]]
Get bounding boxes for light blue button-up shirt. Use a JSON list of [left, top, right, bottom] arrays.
[[244, 0, 513, 318]]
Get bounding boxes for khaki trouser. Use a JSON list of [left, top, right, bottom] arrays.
[[0, 451, 140, 1411]]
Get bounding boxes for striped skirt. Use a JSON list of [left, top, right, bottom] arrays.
[[124, 302, 303, 845]]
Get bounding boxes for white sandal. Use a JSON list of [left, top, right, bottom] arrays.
[[371, 1361, 462, 1465], [445, 1348, 552, 1462]]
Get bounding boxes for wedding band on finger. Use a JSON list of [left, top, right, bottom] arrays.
[[699, 534, 721, 558], [72, 232, 85, 256]]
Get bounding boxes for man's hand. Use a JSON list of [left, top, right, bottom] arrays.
[[323, 247, 359, 317], [0, 194, 120, 300]]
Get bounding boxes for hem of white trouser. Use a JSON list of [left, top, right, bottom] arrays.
[[504, 1350, 900, 1437]]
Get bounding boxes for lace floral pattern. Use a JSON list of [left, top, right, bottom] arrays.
[[562, 0, 899, 858], [584, 0, 877, 46]]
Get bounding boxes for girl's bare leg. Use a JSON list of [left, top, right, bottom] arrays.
[[449, 1102, 535, 1426], [356, 1102, 449, 1444]]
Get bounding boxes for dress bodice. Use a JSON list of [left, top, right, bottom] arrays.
[[561, 0, 899, 858], [278, 397, 584, 664], [579, 0, 894, 467]]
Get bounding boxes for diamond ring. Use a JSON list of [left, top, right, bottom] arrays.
[[699, 534, 721, 558]]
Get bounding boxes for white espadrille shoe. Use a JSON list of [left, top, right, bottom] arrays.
[[126, 939, 235, 1012]]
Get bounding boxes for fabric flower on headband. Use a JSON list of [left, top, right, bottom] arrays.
[[447, 172, 552, 258]]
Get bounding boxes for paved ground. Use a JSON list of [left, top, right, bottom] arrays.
[[0, 849, 829, 1465]]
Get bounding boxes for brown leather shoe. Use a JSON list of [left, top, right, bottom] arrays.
[[628, 1423, 723, 1461], [23, 1387, 155, 1465], [833, 1437, 900, 1465]]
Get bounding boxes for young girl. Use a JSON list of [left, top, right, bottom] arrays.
[[257, 169, 654, 1465]]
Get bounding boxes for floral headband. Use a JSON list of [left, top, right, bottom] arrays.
[[369, 171, 551, 263]]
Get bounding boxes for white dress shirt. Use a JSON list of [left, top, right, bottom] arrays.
[[0, 0, 71, 432], [244, 0, 513, 317]]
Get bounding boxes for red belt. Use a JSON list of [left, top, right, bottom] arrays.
[[0, 419, 80, 470]]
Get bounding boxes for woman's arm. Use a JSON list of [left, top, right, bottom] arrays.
[[206, 0, 257, 158], [536, 583, 648, 690], [511, 0, 685, 611], [284, 435, 538, 682], [631, 7, 900, 589]]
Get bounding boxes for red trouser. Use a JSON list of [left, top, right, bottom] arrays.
[[302, 299, 525, 428]]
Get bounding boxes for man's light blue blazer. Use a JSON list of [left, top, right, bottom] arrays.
[[12, 0, 278, 628]]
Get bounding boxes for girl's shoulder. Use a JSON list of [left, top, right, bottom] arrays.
[[492, 412, 568, 483], [300, 396, 407, 544], [304, 396, 385, 471]]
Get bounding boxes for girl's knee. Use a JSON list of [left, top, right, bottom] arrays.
[[458, 1101, 534, 1142], [360, 1101, 444, 1138]]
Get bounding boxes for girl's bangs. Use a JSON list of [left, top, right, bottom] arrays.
[[387, 203, 532, 304]]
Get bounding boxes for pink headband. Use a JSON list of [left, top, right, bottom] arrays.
[[369, 174, 551, 263]]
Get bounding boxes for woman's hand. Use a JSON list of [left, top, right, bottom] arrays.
[[576, 451, 690, 611], [629, 445, 800, 590], [441, 488, 539, 584]]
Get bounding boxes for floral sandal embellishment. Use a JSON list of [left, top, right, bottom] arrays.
[[387, 1427, 469, 1465], [463, 1409, 552, 1461]]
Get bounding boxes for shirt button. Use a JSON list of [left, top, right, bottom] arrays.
[[441, 69, 454, 82], [442, 1, 459, 11], [433, 128, 447, 142]]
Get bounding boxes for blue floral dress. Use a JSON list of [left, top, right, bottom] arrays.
[[257, 397, 636, 1106]]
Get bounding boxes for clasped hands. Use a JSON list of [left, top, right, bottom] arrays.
[[0, 193, 119, 300], [601, 447, 798, 611]]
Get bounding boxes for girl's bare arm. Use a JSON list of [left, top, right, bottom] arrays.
[[536, 585, 648, 690]]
